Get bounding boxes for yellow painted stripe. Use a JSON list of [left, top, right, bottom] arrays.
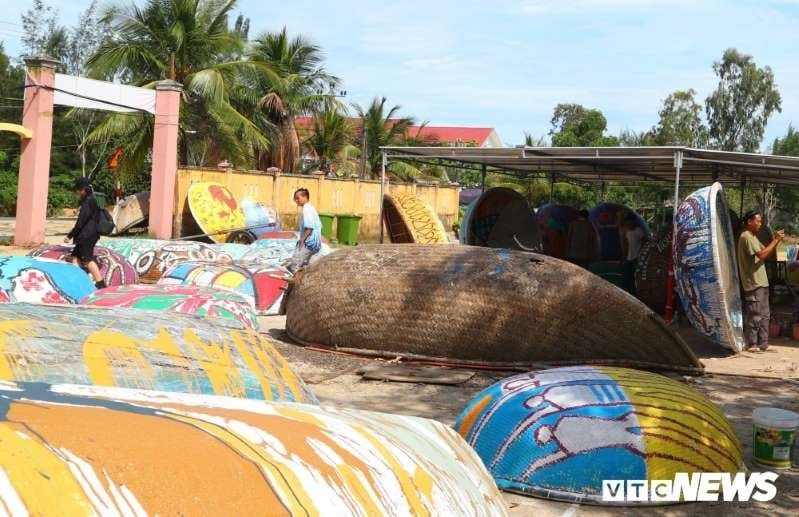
[[230, 331, 276, 400], [0, 424, 95, 515], [338, 463, 383, 516], [455, 393, 493, 437], [602, 367, 743, 476], [182, 329, 246, 397], [83, 329, 154, 389], [354, 425, 430, 517]]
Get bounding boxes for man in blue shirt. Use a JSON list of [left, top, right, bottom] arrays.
[[287, 188, 322, 273]]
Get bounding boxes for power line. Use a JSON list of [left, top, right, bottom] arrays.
[[0, 141, 113, 153], [25, 84, 152, 114]]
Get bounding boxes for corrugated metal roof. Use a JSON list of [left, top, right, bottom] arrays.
[[381, 146, 799, 185]]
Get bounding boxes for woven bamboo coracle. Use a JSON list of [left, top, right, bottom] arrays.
[[285, 244, 702, 373], [382, 193, 449, 244]]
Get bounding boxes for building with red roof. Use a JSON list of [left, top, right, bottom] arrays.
[[295, 117, 503, 148], [403, 125, 503, 147]]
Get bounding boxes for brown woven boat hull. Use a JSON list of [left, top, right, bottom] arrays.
[[285, 245, 702, 373]]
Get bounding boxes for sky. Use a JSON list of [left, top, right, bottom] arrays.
[[1, 0, 798, 149]]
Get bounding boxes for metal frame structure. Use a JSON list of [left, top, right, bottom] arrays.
[[377, 145, 799, 238], [376, 145, 799, 323]]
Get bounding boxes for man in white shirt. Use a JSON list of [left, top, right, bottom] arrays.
[[621, 214, 646, 295], [286, 188, 323, 273]]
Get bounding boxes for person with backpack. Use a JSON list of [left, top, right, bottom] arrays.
[[64, 178, 107, 289]]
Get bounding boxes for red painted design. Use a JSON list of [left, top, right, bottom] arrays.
[[209, 185, 237, 211]]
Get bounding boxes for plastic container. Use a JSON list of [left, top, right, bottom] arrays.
[[752, 407, 799, 469], [336, 214, 362, 245], [319, 212, 335, 240]]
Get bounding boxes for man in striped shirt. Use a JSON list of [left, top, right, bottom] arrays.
[[287, 188, 323, 273]]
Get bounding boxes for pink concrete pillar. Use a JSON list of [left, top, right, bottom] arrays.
[[14, 55, 59, 246], [149, 80, 182, 239]]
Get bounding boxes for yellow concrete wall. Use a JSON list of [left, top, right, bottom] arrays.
[[175, 168, 460, 241]]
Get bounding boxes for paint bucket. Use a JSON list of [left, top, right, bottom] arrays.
[[752, 407, 799, 469]]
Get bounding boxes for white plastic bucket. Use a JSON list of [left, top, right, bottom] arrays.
[[752, 407, 799, 469]]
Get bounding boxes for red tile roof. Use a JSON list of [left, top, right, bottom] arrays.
[[409, 126, 495, 146], [294, 117, 496, 146]]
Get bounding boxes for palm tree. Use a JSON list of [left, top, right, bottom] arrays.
[[247, 27, 339, 173], [353, 97, 415, 178], [524, 132, 549, 147], [304, 109, 352, 173], [86, 0, 269, 174]]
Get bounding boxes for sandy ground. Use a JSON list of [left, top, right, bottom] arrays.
[[0, 217, 75, 250], [3, 218, 799, 515]]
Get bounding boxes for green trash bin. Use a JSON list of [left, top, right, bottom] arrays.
[[319, 212, 335, 240], [94, 192, 107, 208], [336, 214, 362, 245]]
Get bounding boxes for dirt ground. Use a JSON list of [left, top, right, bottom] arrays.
[[3, 218, 799, 515], [260, 316, 799, 517]]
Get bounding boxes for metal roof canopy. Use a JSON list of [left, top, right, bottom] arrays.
[[380, 145, 799, 186]]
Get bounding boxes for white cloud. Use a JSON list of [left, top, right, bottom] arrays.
[[402, 56, 455, 68], [520, 0, 699, 15]]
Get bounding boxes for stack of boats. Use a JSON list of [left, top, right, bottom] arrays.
[[0, 182, 749, 511]]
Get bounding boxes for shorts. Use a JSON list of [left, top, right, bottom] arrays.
[[71, 239, 98, 262], [287, 245, 319, 273]]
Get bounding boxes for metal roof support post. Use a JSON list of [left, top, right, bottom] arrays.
[[673, 150, 683, 223], [480, 163, 487, 193], [549, 173, 556, 202], [379, 151, 387, 244], [665, 149, 683, 324], [739, 178, 746, 217]]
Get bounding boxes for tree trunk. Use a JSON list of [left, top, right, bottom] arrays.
[[280, 120, 300, 174]]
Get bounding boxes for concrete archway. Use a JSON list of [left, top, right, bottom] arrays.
[[13, 55, 181, 245]]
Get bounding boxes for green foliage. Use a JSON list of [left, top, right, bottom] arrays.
[[0, 44, 25, 166], [87, 0, 267, 173], [0, 170, 76, 217], [353, 97, 415, 177], [0, 171, 18, 216], [618, 129, 655, 146], [305, 109, 351, 172], [47, 174, 78, 216], [549, 104, 619, 147], [20, 0, 68, 62], [772, 126, 799, 157], [523, 132, 548, 147], [768, 126, 799, 233], [246, 27, 339, 173], [706, 48, 782, 152], [651, 89, 708, 147]]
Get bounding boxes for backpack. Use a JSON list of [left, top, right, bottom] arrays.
[[96, 200, 116, 236]]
